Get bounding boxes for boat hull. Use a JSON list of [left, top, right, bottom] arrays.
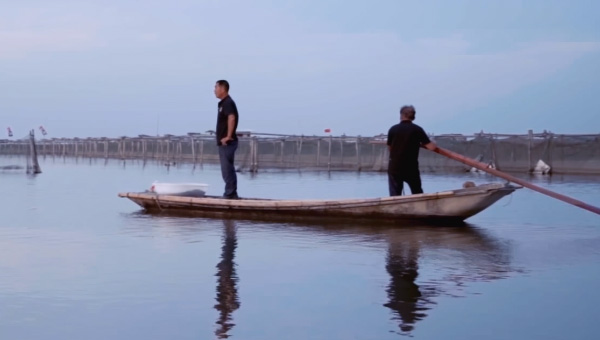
[[119, 183, 518, 222]]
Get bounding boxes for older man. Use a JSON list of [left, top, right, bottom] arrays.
[[387, 105, 437, 196]]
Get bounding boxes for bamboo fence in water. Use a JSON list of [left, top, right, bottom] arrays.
[[1, 130, 599, 174]]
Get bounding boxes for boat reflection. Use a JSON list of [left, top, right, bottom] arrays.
[[277, 220, 514, 335], [125, 212, 516, 336]]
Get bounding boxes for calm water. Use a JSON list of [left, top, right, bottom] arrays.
[[1, 155, 599, 340]]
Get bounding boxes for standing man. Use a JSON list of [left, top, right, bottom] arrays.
[[387, 105, 437, 196], [214, 80, 240, 199]]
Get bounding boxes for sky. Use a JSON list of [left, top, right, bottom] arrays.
[[1, 0, 599, 138]]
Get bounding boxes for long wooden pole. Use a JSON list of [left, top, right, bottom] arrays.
[[433, 147, 600, 215]]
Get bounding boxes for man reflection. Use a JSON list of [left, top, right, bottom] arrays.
[[383, 240, 435, 334], [214, 219, 240, 339]]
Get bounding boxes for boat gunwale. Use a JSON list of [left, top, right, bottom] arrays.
[[118, 183, 518, 211]]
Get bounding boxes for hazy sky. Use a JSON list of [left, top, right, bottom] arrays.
[[1, 0, 599, 138]]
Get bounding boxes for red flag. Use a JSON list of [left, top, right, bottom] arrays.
[[324, 128, 331, 133]]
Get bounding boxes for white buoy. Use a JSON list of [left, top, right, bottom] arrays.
[[533, 159, 551, 175], [469, 161, 495, 173], [150, 182, 209, 197]]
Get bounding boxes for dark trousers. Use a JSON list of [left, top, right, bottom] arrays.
[[218, 140, 238, 197], [388, 169, 423, 196]]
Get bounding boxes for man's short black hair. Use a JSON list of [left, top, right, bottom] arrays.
[[400, 105, 416, 120], [216, 80, 230, 92]]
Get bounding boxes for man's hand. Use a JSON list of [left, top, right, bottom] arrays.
[[423, 142, 437, 151], [220, 136, 232, 145]]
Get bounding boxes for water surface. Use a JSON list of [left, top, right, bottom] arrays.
[[1, 156, 599, 339]]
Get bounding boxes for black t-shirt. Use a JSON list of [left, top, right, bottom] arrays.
[[387, 121, 431, 173], [216, 96, 239, 145]]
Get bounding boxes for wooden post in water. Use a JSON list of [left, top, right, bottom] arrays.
[[248, 138, 254, 172], [548, 133, 554, 170], [316, 139, 321, 167], [490, 134, 499, 170], [74, 141, 79, 163], [190, 137, 196, 166], [119, 138, 124, 160], [280, 140, 284, 165], [180, 141, 184, 161], [371, 144, 375, 167], [379, 145, 387, 172], [152, 140, 157, 159], [28, 130, 42, 174], [255, 137, 259, 172], [252, 137, 259, 172], [527, 129, 533, 172], [328, 135, 332, 172], [166, 140, 170, 162], [296, 136, 303, 169], [199, 139, 204, 166], [356, 137, 361, 171], [340, 137, 344, 165]]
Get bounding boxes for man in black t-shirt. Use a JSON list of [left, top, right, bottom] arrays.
[[214, 80, 240, 199], [386, 105, 437, 196]]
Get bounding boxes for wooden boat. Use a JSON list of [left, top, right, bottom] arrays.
[[118, 182, 519, 223]]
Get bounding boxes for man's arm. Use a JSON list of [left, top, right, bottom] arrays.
[[419, 127, 437, 151], [226, 114, 236, 139], [220, 114, 236, 145], [423, 141, 437, 151]]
